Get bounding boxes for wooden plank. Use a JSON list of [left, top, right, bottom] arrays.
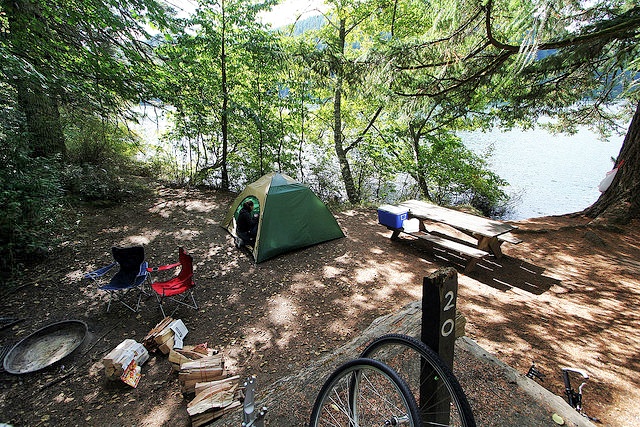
[[412, 232, 489, 258], [408, 231, 488, 272], [498, 232, 523, 244], [400, 200, 516, 237]]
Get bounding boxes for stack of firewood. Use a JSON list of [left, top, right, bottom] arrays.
[[174, 347, 225, 393], [187, 375, 242, 426], [101, 317, 246, 422], [102, 339, 149, 385], [169, 344, 243, 425], [143, 317, 188, 354]]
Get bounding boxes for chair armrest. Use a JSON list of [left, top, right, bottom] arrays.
[[147, 262, 181, 273], [84, 262, 117, 280], [137, 261, 150, 278]]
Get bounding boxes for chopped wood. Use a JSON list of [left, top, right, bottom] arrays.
[[180, 354, 223, 371], [158, 335, 175, 354], [169, 349, 193, 366], [191, 342, 210, 355], [169, 346, 219, 370], [176, 346, 217, 359], [177, 350, 227, 393], [143, 319, 189, 354], [190, 400, 241, 427], [143, 317, 174, 351], [187, 381, 238, 415], [102, 339, 149, 380], [188, 376, 243, 425], [179, 367, 224, 381], [193, 375, 240, 396], [154, 326, 174, 345]]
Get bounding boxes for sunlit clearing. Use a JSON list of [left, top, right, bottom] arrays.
[[322, 265, 343, 278], [184, 199, 218, 213], [140, 404, 178, 426], [122, 230, 161, 246], [243, 328, 274, 352], [344, 292, 377, 312], [374, 282, 420, 300], [172, 228, 200, 240], [354, 261, 415, 286], [274, 329, 296, 348], [267, 295, 298, 326]]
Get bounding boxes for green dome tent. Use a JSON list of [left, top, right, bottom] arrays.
[[222, 173, 345, 263]]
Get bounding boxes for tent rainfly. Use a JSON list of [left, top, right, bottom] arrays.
[[222, 173, 345, 263]]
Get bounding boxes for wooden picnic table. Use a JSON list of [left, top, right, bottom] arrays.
[[398, 199, 521, 258]]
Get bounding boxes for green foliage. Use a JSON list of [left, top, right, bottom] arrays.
[[62, 112, 149, 202], [0, 88, 62, 276], [64, 113, 142, 166], [60, 164, 134, 203]]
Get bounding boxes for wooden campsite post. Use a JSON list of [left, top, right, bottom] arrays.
[[420, 267, 459, 425]]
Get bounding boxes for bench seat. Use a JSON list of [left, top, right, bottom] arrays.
[[391, 228, 489, 273], [497, 233, 523, 245]]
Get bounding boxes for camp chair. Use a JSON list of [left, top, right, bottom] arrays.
[[84, 246, 149, 313], [147, 247, 197, 317]]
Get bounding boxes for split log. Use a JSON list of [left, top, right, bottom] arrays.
[[188, 376, 243, 427], [102, 339, 149, 379], [187, 377, 239, 416], [180, 354, 224, 371], [169, 345, 219, 367], [179, 367, 225, 394], [143, 318, 188, 354], [143, 317, 174, 351], [194, 375, 240, 396], [190, 401, 241, 427], [158, 336, 175, 354]]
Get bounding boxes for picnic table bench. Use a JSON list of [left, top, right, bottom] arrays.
[[381, 200, 522, 272]]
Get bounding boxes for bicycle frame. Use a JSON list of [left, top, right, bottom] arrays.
[[562, 367, 589, 413]]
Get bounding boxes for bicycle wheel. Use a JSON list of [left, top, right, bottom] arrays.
[[309, 357, 422, 427], [361, 334, 476, 427]]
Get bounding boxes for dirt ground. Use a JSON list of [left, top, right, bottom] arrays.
[[1, 183, 639, 426]]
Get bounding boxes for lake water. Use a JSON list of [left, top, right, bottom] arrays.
[[460, 127, 624, 220]]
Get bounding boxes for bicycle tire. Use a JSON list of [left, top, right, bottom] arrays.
[[309, 357, 423, 427], [361, 333, 476, 427]]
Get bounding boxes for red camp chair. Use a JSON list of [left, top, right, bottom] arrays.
[[147, 247, 198, 317]]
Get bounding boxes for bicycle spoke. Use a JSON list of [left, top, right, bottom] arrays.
[[310, 358, 422, 427], [361, 334, 476, 427]]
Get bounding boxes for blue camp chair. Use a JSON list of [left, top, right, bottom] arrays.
[[84, 246, 149, 313]]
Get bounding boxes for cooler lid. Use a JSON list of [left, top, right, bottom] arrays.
[[378, 204, 408, 215]]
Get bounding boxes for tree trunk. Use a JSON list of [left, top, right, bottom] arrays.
[[333, 18, 360, 204], [583, 101, 640, 223], [220, 0, 230, 190], [6, 0, 66, 159], [408, 122, 431, 199]]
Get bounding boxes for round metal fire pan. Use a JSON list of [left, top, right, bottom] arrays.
[[3, 320, 88, 374]]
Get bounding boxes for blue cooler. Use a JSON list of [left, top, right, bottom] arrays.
[[377, 204, 408, 229]]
